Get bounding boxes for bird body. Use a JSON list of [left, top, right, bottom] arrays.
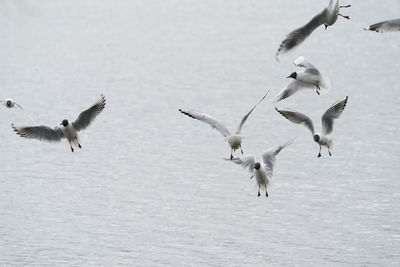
[[227, 134, 242, 151], [12, 95, 106, 152]]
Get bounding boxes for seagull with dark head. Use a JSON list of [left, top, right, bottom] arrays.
[[228, 139, 294, 197], [273, 56, 331, 102], [179, 91, 269, 160], [1, 98, 23, 109], [12, 94, 106, 152], [275, 96, 348, 157], [275, 0, 351, 60]]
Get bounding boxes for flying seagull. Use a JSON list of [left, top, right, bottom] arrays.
[[12, 94, 106, 152], [273, 56, 331, 102], [276, 0, 351, 60], [275, 96, 348, 157], [364, 18, 400, 32], [228, 139, 294, 197], [179, 91, 269, 160], [1, 98, 23, 109]]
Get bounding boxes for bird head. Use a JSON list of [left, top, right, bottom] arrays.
[[254, 162, 261, 170], [61, 119, 69, 127], [313, 133, 320, 142], [6, 100, 12, 107], [287, 72, 297, 79]]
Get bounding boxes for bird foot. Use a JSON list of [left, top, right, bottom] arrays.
[[266, 192, 269, 197], [78, 144, 82, 149], [230, 154, 233, 160], [339, 14, 350, 20], [316, 89, 320, 95], [329, 151, 332, 156], [340, 4, 351, 8], [317, 153, 321, 158], [257, 192, 261, 197], [71, 147, 74, 152]]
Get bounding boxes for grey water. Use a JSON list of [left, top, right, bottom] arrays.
[[0, 0, 399, 266]]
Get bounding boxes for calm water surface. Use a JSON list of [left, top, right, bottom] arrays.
[[0, 0, 399, 266]]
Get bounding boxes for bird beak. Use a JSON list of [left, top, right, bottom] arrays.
[[286, 75, 291, 78]]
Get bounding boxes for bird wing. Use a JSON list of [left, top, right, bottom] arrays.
[[72, 95, 106, 132], [179, 109, 231, 137], [12, 124, 64, 142], [235, 90, 269, 134], [261, 139, 294, 174], [275, 107, 315, 135], [272, 80, 316, 102], [365, 18, 400, 32], [275, 10, 326, 60], [14, 102, 24, 109], [229, 155, 256, 174], [294, 56, 318, 70], [321, 96, 348, 135]]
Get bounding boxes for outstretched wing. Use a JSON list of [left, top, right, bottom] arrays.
[[294, 56, 319, 71], [235, 90, 269, 134], [273, 80, 316, 102], [12, 124, 64, 142], [276, 10, 326, 60], [73, 95, 106, 132], [229, 155, 256, 174], [364, 18, 400, 32], [275, 107, 315, 135], [179, 109, 231, 137], [261, 139, 294, 174], [321, 96, 348, 135]]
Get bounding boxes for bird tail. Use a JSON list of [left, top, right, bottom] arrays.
[[319, 74, 331, 93]]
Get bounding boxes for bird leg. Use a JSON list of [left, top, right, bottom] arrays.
[[317, 145, 322, 158], [68, 141, 74, 152], [230, 149, 233, 160], [240, 145, 243, 154], [340, 4, 351, 8], [315, 85, 320, 95], [257, 186, 261, 197], [339, 14, 350, 20], [328, 147, 332, 156]]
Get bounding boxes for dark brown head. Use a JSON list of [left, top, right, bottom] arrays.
[[60, 119, 69, 127], [313, 134, 320, 142], [287, 72, 297, 79], [6, 100, 12, 107], [254, 162, 261, 170]]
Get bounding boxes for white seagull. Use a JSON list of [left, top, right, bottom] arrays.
[[1, 98, 23, 109], [273, 56, 331, 102], [364, 18, 400, 33], [276, 0, 351, 60], [228, 139, 294, 197], [275, 96, 348, 157], [179, 91, 269, 160], [12, 94, 106, 152]]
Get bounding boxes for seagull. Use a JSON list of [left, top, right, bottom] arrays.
[[228, 139, 294, 197], [275, 96, 348, 157], [364, 18, 400, 32], [276, 0, 351, 60], [12, 94, 106, 152], [179, 91, 269, 160], [273, 56, 331, 102], [1, 98, 23, 109]]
